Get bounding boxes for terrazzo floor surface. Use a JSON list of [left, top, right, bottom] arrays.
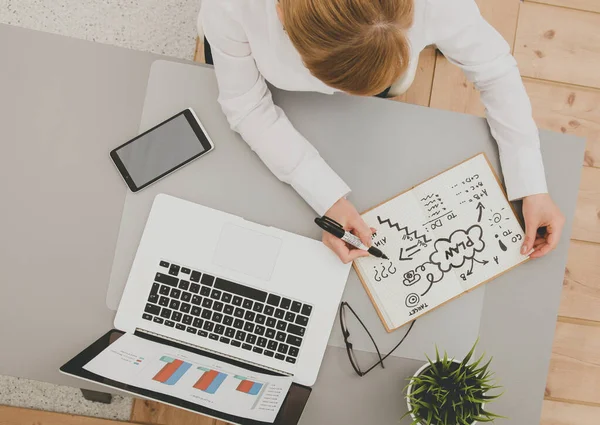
[[0, 0, 199, 59], [0, 0, 202, 419], [0, 376, 134, 420]]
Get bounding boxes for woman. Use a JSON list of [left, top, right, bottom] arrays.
[[199, 0, 564, 263]]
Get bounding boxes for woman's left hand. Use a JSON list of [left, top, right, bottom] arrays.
[[521, 193, 565, 259]]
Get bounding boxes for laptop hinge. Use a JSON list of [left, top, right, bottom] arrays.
[[135, 328, 293, 377]]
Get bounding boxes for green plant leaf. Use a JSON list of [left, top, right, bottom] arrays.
[[461, 338, 478, 367], [426, 409, 433, 425], [469, 352, 486, 372], [410, 385, 428, 397], [408, 343, 504, 425], [458, 417, 471, 425], [475, 357, 493, 378], [480, 409, 508, 419], [425, 355, 439, 376]]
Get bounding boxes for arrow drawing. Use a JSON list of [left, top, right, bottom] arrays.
[[467, 260, 475, 276], [467, 257, 489, 275], [399, 247, 421, 261], [476, 202, 485, 223]]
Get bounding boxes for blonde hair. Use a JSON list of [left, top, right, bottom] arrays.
[[280, 0, 414, 96]]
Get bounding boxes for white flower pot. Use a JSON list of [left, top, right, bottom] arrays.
[[406, 360, 482, 425]]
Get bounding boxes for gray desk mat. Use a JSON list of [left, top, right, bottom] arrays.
[[107, 60, 486, 361]]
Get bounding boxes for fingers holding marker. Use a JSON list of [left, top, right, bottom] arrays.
[[351, 217, 374, 247], [325, 234, 368, 264]]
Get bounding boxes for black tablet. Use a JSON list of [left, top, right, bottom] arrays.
[[60, 330, 311, 425], [110, 109, 214, 192]]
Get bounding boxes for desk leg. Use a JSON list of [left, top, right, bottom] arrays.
[[80, 389, 113, 404]]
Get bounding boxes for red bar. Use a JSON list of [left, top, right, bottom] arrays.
[[194, 370, 219, 391], [236, 380, 254, 393], [153, 359, 183, 383]]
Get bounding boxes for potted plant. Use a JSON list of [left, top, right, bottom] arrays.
[[404, 341, 504, 425]]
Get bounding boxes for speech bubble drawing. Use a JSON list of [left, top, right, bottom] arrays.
[[429, 224, 485, 273]]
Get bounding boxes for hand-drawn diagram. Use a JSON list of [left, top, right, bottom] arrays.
[[372, 261, 397, 282], [402, 270, 421, 286], [429, 225, 486, 273], [355, 154, 530, 330], [495, 234, 508, 251], [419, 194, 457, 231], [405, 261, 445, 301], [496, 229, 523, 246], [405, 293, 420, 307], [408, 302, 429, 317], [371, 232, 387, 248], [420, 193, 448, 220], [398, 225, 488, 306], [377, 216, 431, 245], [476, 202, 485, 223], [399, 245, 421, 261], [455, 174, 489, 206]]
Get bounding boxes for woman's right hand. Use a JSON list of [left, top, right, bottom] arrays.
[[322, 198, 374, 264]]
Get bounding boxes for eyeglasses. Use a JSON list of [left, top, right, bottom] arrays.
[[339, 301, 416, 377]]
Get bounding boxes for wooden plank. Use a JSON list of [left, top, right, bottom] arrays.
[[541, 399, 600, 425], [515, 2, 600, 89], [194, 37, 205, 64], [429, 0, 520, 115], [391, 46, 437, 107], [524, 78, 600, 168], [572, 166, 600, 243], [0, 406, 131, 425], [130, 399, 228, 425], [545, 321, 600, 405], [559, 240, 600, 322], [429, 52, 485, 116], [527, 0, 600, 14]]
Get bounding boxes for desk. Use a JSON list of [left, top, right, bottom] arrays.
[[0, 24, 585, 424]]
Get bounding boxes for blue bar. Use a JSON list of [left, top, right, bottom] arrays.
[[205, 372, 227, 394], [165, 362, 192, 385], [248, 382, 263, 395]]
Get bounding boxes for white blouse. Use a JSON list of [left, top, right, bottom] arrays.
[[200, 0, 548, 216]]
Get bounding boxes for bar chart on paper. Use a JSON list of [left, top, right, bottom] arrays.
[[193, 367, 228, 394], [235, 376, 264, 396], [84, 334, 293, 422], [153, 356, 192, 385]]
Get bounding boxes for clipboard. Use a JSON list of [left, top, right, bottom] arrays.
[[352, 153, 530, 332]]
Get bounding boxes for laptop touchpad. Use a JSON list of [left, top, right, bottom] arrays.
[[213, 223, 283, 281]]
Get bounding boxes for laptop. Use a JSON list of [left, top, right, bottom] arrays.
[[62, 194, 350, 423], [116, 193, 350, 386]]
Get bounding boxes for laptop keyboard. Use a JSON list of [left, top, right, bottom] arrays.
[[142, 261, 313, 365]]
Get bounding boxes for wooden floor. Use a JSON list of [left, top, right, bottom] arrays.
[[3, 1, 598, 424]]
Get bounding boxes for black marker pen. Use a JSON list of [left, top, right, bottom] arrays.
[[315, 216, 389, 260]]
